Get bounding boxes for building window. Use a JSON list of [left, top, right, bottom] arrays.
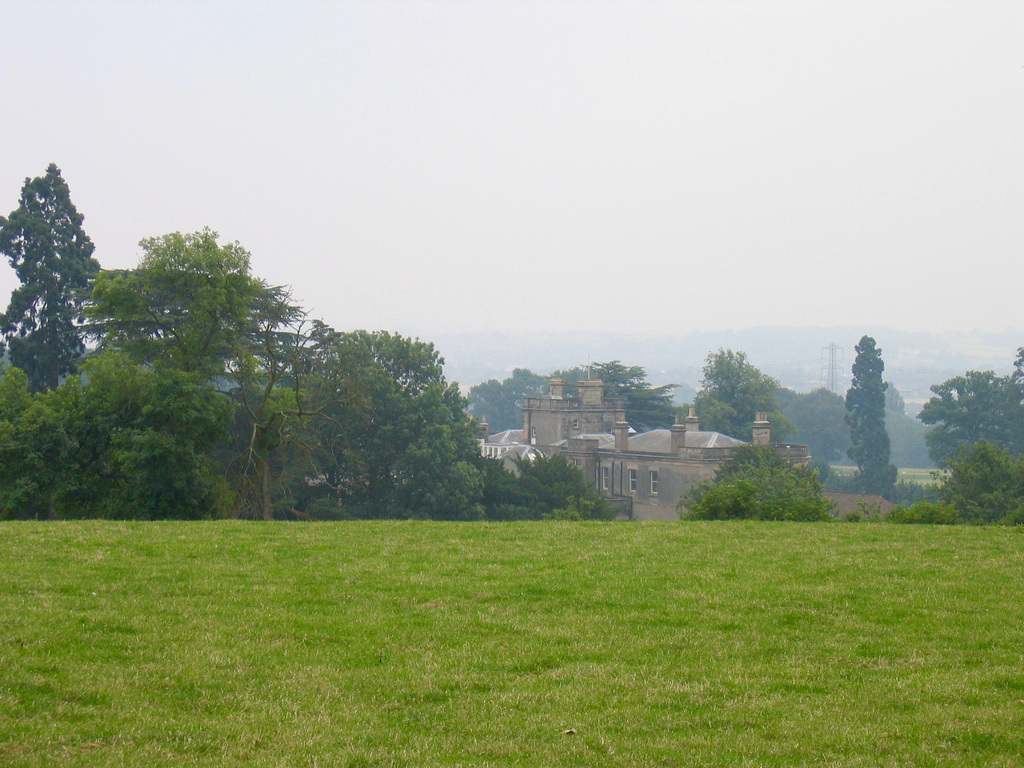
[[650, 470, 659, 494], [601, 466, 610, 490], [573, 418, 580, 429], [628, 468, 637, 492], [574, 458, 582, 467]]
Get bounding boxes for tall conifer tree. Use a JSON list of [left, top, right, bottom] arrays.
[[845, 335, 897, 496], [0, 164, 99, 391]]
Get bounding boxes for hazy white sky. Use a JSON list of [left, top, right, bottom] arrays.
[[2, 1, 1022, 338]]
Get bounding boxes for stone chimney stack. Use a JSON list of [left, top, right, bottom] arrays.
[[671, 415, 687, 453], [476, 417, 490, 441], [614, 421, 630, 452], [548, 378, 564, 399], [685, 406, 700, 432], [579, 380, 604, 406], [752, 412, 771, 445]]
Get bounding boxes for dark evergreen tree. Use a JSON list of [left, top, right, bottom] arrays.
[[845, 336, 897, 496], [0, 164, 99, 391], [590, 361, 677, 431], [546, 361, 677, 431]]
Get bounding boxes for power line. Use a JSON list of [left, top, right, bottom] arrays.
[[821, 343, 844, 393]]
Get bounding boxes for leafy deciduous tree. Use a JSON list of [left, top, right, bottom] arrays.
[[292, 331, 485, 520], [0, 355, 233, 520], [693, 349, 793, 442], [885, 381, 906, 415], [777, 387, 850, 464], [885, 410, 933, 469], [88, 229, 352, 520], [938, 441, 1024, 525], [918, 370, 1023, 465], [77, 352, 235, 519], [0, 367, 76, 518], [89, 228, 260, 378]]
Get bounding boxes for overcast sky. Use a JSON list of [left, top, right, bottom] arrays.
[[2, 1, 1022, 339]]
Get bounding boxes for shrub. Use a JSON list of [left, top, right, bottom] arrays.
[[683, 445, 834, 522], [888, 501, 960, 525]]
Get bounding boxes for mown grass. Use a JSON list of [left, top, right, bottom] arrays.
[[897, 467, 946, 486], [830, 466, 944, 486], [1, 521, 1022, 767]]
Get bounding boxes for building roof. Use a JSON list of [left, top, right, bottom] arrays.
[[485, 429, 525, 446], [500, 444, 543, 474], [625, 428, 747, 453], [550, 433, 618, 449], [500, 444, 539, 461]]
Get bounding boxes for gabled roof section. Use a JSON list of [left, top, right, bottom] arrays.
[[501, 444, 539, 461], [500, 444, 543, 474], [485, 429, 525, 446]]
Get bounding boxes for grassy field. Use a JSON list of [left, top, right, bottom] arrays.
[[1, 521, 1022, 767], [829, 466, 945, 486]]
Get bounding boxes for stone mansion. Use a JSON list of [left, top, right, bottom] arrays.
[[479, 378, 811, 520]]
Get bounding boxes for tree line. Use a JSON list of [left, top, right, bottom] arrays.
[[0, 165, 609, 521], [470, 336, 1024, 525], [3, 164, 1021, 524]]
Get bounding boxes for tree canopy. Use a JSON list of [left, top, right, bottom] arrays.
[[918, 369, 1023, 464], [293, 330, 485, 520], [885, 381, 906, 415], [87, 229, 321, 519], [693, 349, 792, 442], [0, 164, 99, 391], [885, 409, 933, 469], [589, 361, 676, 430], [777, 387, 850, 464], [937, 441, 1024, 525], [481, 453, 613, 521], [88, 228, 262, 378], [467, 367, 547, 432], [0, 354, 233, 520]]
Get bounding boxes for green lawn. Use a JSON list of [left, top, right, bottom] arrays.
[[830, 466, 945, 486], [1, 521, 1022, 767]]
